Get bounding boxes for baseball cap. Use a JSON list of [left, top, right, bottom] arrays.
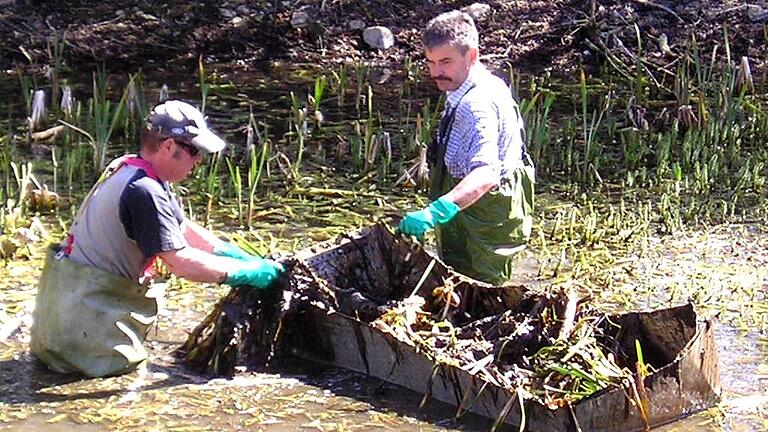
[[146, 100, 226, 154]]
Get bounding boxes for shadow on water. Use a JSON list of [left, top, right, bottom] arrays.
[[267, 360, 516, 432], [0, 351, 197, 406]]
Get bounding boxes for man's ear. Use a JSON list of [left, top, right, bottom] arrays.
[[160, 137, 175, 154], [468, 47, 479, 64]]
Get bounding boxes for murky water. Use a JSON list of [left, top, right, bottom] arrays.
[[1, 299, 765, 431], [1, 65, 767, 431]]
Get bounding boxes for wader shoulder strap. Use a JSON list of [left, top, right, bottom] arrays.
[[62, 155, 159, 255], [428, 84, 477, 202]]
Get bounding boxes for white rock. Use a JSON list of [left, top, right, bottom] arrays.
[[348, 19, 366, 31], [370, 67, 392, 84], [461, 2, 492, 21], [291, 11, 310, 28], [363, 26, 394, 50], [135, 11, 159, 21], [747, 4, 768, 22], [219, 8, 236, 19]]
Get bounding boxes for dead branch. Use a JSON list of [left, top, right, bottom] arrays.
[[630, 0, 683, 23]]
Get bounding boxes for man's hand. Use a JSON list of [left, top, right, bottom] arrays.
[[213, 241, 259, 261], [398, 197, 460, 240], [225, 258, 284, 289]]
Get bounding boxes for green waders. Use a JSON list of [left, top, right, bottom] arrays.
[[30, 245, 162, 377], [30, 156, 164, 377], [429, 144, 535, 285]]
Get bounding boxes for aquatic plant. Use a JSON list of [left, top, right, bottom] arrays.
[[59, 68, 130, 170], [198, 55, 210, 115]]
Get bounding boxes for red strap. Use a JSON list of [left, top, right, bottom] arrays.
[[141, 256, 158, 280], [123, 157, 159, 181], [62, 233, 74, 255]]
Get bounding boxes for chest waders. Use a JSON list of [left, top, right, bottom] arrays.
[[30, 157, 162, 377], [428, 91, 535, 285]]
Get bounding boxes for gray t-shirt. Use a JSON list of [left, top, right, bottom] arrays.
[[68, 164, 187, 281]]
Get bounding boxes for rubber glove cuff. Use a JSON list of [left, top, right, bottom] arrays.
[[225, 258, 284, 289], [428, 197, 461, 224], [399, 197, 460, 239], [213, 242, 258, 261]]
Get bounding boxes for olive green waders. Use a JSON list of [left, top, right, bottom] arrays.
[[30, 156, 163, 377], [30, 245, 162, 377], [428, 100, 535, 285], [429, 165, 534, 285]]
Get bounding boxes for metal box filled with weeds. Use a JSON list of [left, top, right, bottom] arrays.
[[179, 223, 720, 431]]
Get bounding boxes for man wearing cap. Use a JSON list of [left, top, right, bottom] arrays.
[[30, 100, 283, 377], [398, 11, 535, 284]]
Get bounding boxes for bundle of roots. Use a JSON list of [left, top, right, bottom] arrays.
[[176, 259, 336, 375]]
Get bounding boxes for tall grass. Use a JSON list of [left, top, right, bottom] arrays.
[[246, 114, 272, 228], [198, 55, 210, 114], [59, 68, 130, 170]]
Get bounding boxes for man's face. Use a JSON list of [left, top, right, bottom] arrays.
[[424, 43, 477, 92], [156, 138, 203, 182]]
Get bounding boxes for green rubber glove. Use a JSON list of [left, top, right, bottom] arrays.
[[398, 197, 461, 240], [225, 258, 285, 289], [213, 241, 259, 261]]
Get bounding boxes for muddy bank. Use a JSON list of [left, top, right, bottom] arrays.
[[1, 0, 766, 76]]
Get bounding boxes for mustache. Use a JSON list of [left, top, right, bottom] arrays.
[[432, 76, 452, 82]]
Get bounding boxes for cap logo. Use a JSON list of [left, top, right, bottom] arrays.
[[171, 127, 185, 134]]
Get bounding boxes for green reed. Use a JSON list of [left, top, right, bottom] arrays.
[[17, 67, 35, 116], [309, 75, 326, 128], [203, 152, 222, 225], [47, 32, 66, 113], [60, 68, 130, 170], [289, 91, 308, 173], [579, 69, 610, 186], [225, 157, 244, 225], [353, 60, 369, 117], [0, 140, 11, 206], [124, 72, 149, 140], [519, 85, 555, 175], [198, 55, 210, 114], [330, 64, 349, 107], [246, 112, 272, 228]]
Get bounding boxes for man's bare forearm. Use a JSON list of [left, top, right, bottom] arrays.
[[441, 165, 497, 209], [181, 219, 224, 253], [158, 247, 238, 283]]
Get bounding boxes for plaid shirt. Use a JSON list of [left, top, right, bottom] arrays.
[[441, 63, 526, 182]]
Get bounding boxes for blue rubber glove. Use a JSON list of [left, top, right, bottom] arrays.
[[213, 242, 259, 261], [398, 197, 461, 240], [225, 258, 285, 289]]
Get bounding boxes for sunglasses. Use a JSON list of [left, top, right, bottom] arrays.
[[173, 139, 201, 157]]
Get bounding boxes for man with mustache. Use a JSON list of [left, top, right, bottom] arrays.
[[399, 10, 534, 284], [31, 100, 284, 377]]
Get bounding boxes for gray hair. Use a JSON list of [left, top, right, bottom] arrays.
[[422, 10, 479, 54]]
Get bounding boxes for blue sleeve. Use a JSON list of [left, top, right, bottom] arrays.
[[119, 177, 188, 259]]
